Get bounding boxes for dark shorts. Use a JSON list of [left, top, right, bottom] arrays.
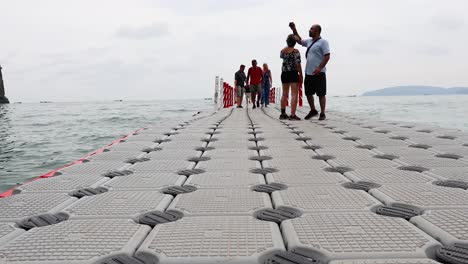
[[304, 73, 326, 96], [281, 71, 299, 83]]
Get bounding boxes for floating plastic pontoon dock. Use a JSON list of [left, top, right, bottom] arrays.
[[1, 105, 468, 264]]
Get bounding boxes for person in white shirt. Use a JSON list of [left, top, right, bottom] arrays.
[[290, 22, 331, 120]]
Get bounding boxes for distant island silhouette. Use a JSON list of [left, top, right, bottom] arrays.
[[362, 86, 468, 96]]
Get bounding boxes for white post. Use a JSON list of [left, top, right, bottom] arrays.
[[0, 65, 10, 104], [214, 76, 219, 111], [219, 78, 224, 110], [277, 86, 281, 106]]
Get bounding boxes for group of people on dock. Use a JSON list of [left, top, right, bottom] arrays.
[[234, 22, 330, 121], [234, 60, 272, 109]]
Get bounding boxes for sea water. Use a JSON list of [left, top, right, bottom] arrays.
[[0, 100, 213, 192]]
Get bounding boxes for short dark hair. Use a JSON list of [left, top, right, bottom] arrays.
[[252, 59, 257, 64], [286, 34, 296, 47], [240, 64, 245, 68], [315, 24, 322, 33]]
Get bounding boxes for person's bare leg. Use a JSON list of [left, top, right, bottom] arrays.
[[281, 84, 290, 108], [319, 96, 326, 113], [290, 83, 299, 116], [251, 92, 256, 107], [307, 95, 317, 112]]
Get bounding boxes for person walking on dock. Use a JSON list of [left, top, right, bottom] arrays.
[[279, 35, 303, 120], [261, 63, 272, 107], [290, 22, 330, 120], [234, 65, 247, 108], [246, 59, 263, 109]]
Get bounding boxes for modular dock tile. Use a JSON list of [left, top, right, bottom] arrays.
[[397, 156, 468, 168], [208, 140, 257, 149], [108, 141, 158, 151], [408, 137, 461, 146], [214, 134, 253, 140], [0, 219, 151, 264], [136, 215, 284, 264], [261, 136, 302, 142], [315, 146, 376, 156], [203, 148, 259, 158], [411, 209, 468, 248], [13, 173, 110, 193], [370, 184, 468, 210], [281, 212, 440, 262], [130, 159, 195, 172], [158, 141, 206, 150], [430, 145, 468, 156], [266, 169, 350, 186], [101, 172, 186, 191], [357, 138, 411, 147], [424, 167, 468, 181], [0, 193, 77, 222], [345, 133, 389, 139], [147, 149, 201, 160], [58, 160, 130, 173], [328, 156, 400, 168], [345, 168, 435, 184], [123, 134, 164, 142], [185, 171, 265, 189], [263, 157, 330, 170], [272, 186, 381, 212], [329, 259, 442, 264], [259, 140, 308, 148], [197, 158, 260, 171], [87, 150, 145, 161], [167, 189, 272, 216], [372, 146, 437, 157], [260, 147, 317, 157], [170, 134, 212, 141], [307, 139, 359, 147], [64, 191, 173, 219], [0, 223, 25, 246]]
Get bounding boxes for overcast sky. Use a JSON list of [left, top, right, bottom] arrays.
[[1, 0, 467, 102]]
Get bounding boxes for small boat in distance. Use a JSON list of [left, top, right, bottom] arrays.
[[204, 98, 212, 100], [40, 101, 52, 103], [114, 100, 123, 102]]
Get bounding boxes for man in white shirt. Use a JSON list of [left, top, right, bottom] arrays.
[[290, 22, 331, 120]]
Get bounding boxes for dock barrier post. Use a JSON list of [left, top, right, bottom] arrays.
[[220, 78, 224, 108], [0, 65, 10, 104], [269, 87, 276, 104], [222, 82, 227, 108], [230, 85, 234, 107], [214, 76, 219, 110], [228, 85, 231, 107]]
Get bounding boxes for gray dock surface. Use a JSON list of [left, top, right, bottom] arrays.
[[1, 107, 468, 264]]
